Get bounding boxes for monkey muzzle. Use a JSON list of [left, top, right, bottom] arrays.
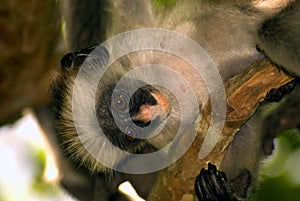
[[122, 88, 171, 142], [131, 92, 170, 124]]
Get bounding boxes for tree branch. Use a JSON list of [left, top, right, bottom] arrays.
[[147, 59, 294, 201]]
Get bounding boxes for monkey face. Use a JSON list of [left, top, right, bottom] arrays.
[[96, 79, 171, 152], [54, 45, 181, 163], [52, 44, 199, 173]]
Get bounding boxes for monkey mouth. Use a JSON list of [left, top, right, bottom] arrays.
[[131, 92, 170, 127]]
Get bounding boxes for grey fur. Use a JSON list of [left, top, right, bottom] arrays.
[[54, 0, 300, 200], [257, 0, 300, 76]]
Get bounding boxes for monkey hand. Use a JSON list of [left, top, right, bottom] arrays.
[[195, 163, 243, 201]]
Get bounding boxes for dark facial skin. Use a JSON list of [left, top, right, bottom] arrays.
[[96, 75, 172, 151]]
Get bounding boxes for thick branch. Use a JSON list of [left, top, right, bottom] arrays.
[[147, 59, 294, 201]]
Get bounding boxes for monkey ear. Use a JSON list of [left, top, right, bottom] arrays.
[[60, 45, 109, 70]]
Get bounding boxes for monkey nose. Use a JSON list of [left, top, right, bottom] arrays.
[[151, 92, 170, 115], [131, 92, 170, 124], [132, 104, 164, 123]]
